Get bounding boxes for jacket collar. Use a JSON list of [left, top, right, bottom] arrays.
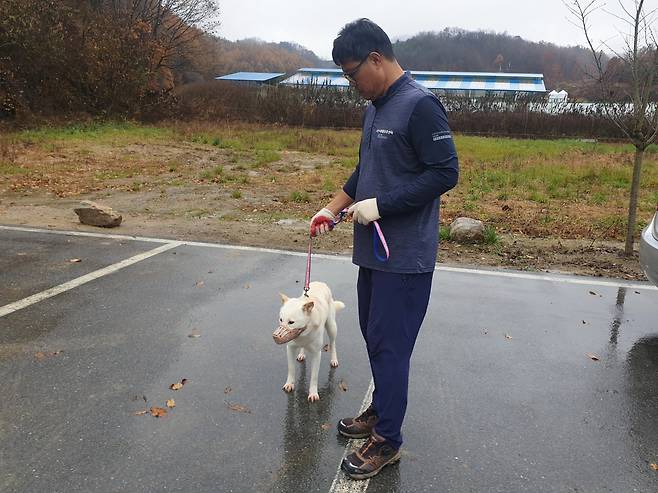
[[372, 72, 411, 108]]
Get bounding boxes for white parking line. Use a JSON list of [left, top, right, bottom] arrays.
[[1, 225, 656, 290], [0, 242, 181, 318], [329, 379, 375, 493]]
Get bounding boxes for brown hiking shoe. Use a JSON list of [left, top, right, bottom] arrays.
[[337, 405, 378, 438], [341, 430, 401, 480]]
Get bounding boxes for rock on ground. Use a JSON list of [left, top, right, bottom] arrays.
[[73, 201, 122, 228], [450, 217, 485, 243]]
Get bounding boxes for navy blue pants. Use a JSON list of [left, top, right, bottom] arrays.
[[357, 267, 433, 449]]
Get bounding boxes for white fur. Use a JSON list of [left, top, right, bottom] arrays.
[[278, 281, 345, 402]]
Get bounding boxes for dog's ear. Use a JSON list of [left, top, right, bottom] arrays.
[[302, 301, 314, 314], [279, 293, 289, 304]]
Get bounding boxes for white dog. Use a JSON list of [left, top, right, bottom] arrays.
[[273, 282, 345, 402]]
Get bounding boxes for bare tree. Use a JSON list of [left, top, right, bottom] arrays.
[[108, 0, 220, 70], [566, 0, 658, 256]]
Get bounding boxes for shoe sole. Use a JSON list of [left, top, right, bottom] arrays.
[[344, 450, 402, 480], [338, 428, 372, 439]]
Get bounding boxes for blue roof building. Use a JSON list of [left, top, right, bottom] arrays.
[[280, 68, 546, 96], [215, 72, 286, 85]]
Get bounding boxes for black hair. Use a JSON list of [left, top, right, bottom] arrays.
[[331, 18, 395, 66]]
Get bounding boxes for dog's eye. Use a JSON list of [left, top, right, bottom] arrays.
[[288, 320, 295, 325], [279, 318, 282, 322]]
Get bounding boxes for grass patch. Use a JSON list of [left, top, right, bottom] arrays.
[[289, 191, 310, 203], [0, 162, 28, 175], [528, 191, 548, 203], [439, 225, 451, 241], [252, 149, 281, 167], [483, 225, 500, 245], [231, 190, 242, 199], [17, 122, 173, 146], [200, 165, 224, 180]]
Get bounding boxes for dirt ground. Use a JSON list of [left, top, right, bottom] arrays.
[[0, 136, 648, 282], [0, 189, 645, 282]]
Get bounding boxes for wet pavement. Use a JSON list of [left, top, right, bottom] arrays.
[[1, 227, 657, 493]]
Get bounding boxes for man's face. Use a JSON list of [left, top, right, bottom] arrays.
[[340, 53, 384, 100]]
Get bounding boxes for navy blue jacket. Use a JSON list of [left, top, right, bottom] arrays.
[[343, 73, 459, 273]]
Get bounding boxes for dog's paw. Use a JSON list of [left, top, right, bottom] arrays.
[[330, 359, 339, 368], [296, 353, 305, 362], [307, 392, 320, 402], [282, 383, 294, 393]]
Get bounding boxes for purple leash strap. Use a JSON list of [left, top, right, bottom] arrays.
[[372, 220, 390, 262]]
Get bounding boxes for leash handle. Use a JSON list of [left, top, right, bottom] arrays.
[[304, 208, 355, 295], [331, 208, 349, 229]]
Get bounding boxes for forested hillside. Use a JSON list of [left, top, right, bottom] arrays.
[[393, 29, 598, 90], [0, 1, 620, 121]]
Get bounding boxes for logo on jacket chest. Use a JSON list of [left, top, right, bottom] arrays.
[[375, 128, 394, 139]]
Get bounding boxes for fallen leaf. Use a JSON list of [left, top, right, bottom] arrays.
[[166, 399, 176, 408], [69, 258, 81, 263], [227, 402, 251, 413], [35, 350, 63, 359], [650, 463, 658, 471], [195, 281, 204, 288], [339, 380, 348, 392], [244, 284, 250, 289], [321, 423, 331, 431], [170, 379, 188, 391], [585, 352, 600, 361], [224, 386, 232, 394], [188, 331, 201, 338], [150, 406, 167, 417], [134, 409, 149, 416]]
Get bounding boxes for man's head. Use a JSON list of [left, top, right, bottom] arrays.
[[332, 18, 403, 100]]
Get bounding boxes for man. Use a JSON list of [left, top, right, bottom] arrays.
[[310, 19, 459, 480]]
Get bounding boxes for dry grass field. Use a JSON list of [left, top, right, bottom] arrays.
[[1, 122, 657, 280]]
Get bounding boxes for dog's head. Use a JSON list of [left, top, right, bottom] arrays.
[[272, 293, 314, 345]]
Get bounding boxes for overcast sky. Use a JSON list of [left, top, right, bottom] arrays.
[[214, 0, 645, 60]]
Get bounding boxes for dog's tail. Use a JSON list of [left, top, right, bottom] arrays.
[[333, 301, 346, 311]]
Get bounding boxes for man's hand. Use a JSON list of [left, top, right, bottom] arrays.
[[310, 208, 336, 237], [348, 198, 380, 225]]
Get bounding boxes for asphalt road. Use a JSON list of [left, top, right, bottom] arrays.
[[1, 226, 657, 493]]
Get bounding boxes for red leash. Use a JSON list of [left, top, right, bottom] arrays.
[[305, 210, 389, 296]]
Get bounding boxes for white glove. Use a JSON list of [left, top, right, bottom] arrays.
[[310, 208, 336, 236], [348, 198, 380, 225]]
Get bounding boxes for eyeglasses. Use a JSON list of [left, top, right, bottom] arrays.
[[342, 54, 371, 83]]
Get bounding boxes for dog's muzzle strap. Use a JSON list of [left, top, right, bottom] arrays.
[[273, 325, 304, 345]]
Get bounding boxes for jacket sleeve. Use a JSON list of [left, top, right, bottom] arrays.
[[377, 95, 459, 216]]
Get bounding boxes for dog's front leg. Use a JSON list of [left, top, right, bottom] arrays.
[[283, 344, 296, 393], [306, 350, 322, 402]]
